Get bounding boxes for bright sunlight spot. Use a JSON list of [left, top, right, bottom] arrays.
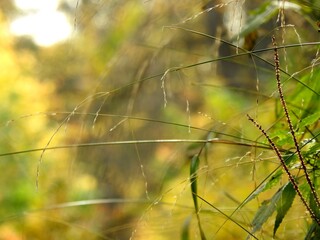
[[10, 0, 72, 47]]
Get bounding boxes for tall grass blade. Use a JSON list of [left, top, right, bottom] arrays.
[[190, 154, 206, 240], [190, 154, 200, 212]]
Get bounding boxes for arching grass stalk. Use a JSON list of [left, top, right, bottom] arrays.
[[0, 138, 273, 158], [35, 32, 319, 190], [164, 26, 320, 96]]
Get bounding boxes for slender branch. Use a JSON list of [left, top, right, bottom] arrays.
[[272, 36, 320, 210], [247, 114, 320, 225]]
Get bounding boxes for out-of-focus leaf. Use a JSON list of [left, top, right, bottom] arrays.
[[181, 215, 192, 240], [305, 222, 320, 240], [283, 151, 299, 167], [299, 112, 320, 128], [269, 129, 296, 146], [232, 1, 306, 42], [305, 143, 320, 168], [309, 144, 320, 155], [309, 182, 320, 220], [293, 0, 320, 19], [274, 182, 296, 236], [231, 1, 278, 41]]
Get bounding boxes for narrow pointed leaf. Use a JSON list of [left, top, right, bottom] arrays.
[[189, 154, 207, 240], [249, 185, 285, 237], [190, 154, 200, 212], [273, 182, 296, 236]]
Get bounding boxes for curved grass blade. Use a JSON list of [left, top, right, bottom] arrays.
[[166, 26, 320, 96]]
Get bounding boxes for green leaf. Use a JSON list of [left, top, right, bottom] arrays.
[[299, 112, 320, 128], [309, 143, 320, 155], [305, 222, 320, 240], [189, 154, 207, 240], [309, 184, 320, 220], [181, 216, 192, 240], [273, 182, 296, 236], [269, 129, 295, 146], [190, 154, 200, 212], [250, 192, 281, 236], [243, 170, 282, 206], [249, 183, 294, 237]]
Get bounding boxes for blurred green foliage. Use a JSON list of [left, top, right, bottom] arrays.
[[0, 0, 319, 239]]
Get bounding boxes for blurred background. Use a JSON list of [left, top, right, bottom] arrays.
[[0, 0, 319, 239]]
